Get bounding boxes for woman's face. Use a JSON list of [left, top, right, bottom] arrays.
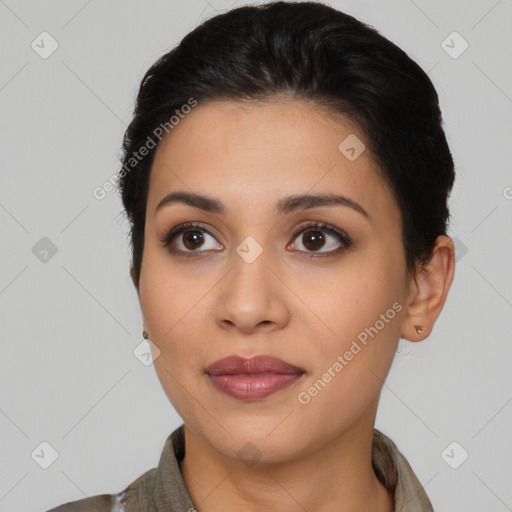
[[138, 99, 413, 463]]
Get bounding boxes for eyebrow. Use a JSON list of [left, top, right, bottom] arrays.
[[155, 191, 369, 218]]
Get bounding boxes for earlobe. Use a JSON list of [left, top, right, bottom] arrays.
[[401, 235, 456, 342]]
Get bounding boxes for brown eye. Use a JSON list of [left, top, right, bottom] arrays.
[[161, 223, 223, 254], [289, 222, 352, 256], [302, 230, 326, 251], [182, 230, 205, 250]]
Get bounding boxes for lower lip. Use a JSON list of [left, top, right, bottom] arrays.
[[208, 373, 304, 400]]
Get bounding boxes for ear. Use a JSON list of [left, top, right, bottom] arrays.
[[401, 235, 456, 341]]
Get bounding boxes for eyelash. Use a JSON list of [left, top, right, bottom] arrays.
[[159, 221, 353, 259]]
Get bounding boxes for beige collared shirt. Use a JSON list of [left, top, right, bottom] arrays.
[[48, 425, 433, 511]]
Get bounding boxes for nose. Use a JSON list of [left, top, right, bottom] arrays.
[[215, 249, 291, 334]]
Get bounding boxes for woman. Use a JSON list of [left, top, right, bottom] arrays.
[[49, 1, 455, 510]]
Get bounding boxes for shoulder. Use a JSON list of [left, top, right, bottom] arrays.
[[45, 468, 157, 512], [45, 425, 188, 512]]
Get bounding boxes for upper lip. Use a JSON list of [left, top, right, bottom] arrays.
[[206, 355, 305, 376]]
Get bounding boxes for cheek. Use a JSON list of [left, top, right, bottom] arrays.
[[294, 295, 403, 431], [140, 246, 201, 336], [306, 293, 402, 390], [140, 260, 212, 422], [295, 248, 406, 385], [139, 250, 217, 374], [296, 247, 405, 333]]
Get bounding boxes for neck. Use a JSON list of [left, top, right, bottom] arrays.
[[180, 411, 394, 512]]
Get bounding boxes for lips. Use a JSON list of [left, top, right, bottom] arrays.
[[206, 355, 305, 401]]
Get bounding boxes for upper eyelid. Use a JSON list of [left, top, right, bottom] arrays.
[[293, 221, 349, 238], [160, 221, 218, 245]]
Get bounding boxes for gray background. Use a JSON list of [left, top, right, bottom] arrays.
[[1, 0, 511, 510]]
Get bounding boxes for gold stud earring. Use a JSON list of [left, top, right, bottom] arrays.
[[415, 326, 423, 334]]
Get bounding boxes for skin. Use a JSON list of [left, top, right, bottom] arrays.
[[133, 98, 455, 512]]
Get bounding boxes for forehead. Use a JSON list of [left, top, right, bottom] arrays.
[[147, 99, 398, 222]]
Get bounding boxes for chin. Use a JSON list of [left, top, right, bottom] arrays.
[[196, 413, 312, 464]]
